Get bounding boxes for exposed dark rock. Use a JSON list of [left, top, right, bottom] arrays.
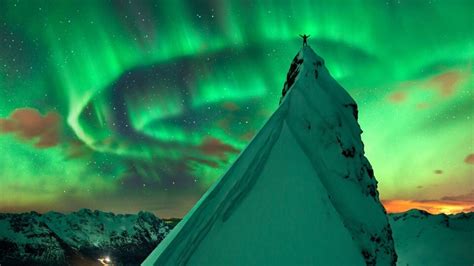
[[280, 54, 304, 103], [366, 166, 375, 179], [343, 103, 359, 120], [362, 249, 376, 266], [367, 184, 377, 198], [342, 146, 356, 158]]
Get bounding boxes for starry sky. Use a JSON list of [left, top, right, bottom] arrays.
[[0, 0, 473, 217]]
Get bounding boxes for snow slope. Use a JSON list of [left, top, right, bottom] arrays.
[[389, 210, 474, 266], [143, 46, 397, 266]]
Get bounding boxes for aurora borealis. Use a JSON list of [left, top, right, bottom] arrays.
[[0, 0, 472, 217]]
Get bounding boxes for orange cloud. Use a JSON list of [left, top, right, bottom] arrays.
[[382, 199, 473, 215], [387, 66, 470, 107], [0, 108, 61, 148], [388, 91, 407, 103], [464, 154, 474, 164], [240, 131, 255, 141], [222, 102, 240, 111], [66, 140, 93, 159], [198, 137, 240, 160], [416, 102, 429, 109], [441, 190, 474, 202], [428, 69, 469, 97]]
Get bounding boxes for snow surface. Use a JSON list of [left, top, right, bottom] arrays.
[[389, 210, 474, 266], [142, 46, 396, 266]]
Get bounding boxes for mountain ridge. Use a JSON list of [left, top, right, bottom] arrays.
[[0, 209, 169, 266], [142, 45, 396, 265], [388, 209, 474, 265]]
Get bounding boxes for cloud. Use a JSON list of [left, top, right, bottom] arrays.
[[66, 140, 93, 159], [197, 137, 240, 159], [387, 67, 470, 107], [0, 108, 61, 148], [221, 102, 240, 111], [428, 69, 469, 97], [388, 91, 407, 103], [441, 190, 474, 202], [240, 131, 255, 141], [416, 102, 429, 109], [464, 154, 474, 164]]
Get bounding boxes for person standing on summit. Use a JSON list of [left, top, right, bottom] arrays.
[[299, 34, 310, 46]]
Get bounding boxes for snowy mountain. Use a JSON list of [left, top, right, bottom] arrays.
[[0, 209, 169, 265], [142, 45, 397, 265], [389, 210, 474, 266], [1, 209, 471, 265]]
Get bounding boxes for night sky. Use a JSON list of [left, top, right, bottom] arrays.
[[0, 0, 472, 217]]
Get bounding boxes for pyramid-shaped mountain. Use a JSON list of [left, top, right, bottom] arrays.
[[143, 46, 397, 266]]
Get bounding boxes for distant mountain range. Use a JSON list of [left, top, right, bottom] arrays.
[[389, 209, 473, 266], [0, 209, 170, 265], [0, 209, 472, 265]]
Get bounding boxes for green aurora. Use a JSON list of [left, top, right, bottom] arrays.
[[0, 0, 473, 217]]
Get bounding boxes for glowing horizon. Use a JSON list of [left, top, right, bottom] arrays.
[[383, 199, 474, 215]]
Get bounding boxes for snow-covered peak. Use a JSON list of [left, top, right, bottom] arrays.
[[282, 45, 357, 109], [280, 45, 353, 105], [277, 45, 396, 265], [143, 45, 396, 265], [392, 209, 433, 219], [295, 45, 326, 73], [279, 46, 313, 103]]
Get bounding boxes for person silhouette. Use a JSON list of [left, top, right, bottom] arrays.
[[299, 34, 310, 46]]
